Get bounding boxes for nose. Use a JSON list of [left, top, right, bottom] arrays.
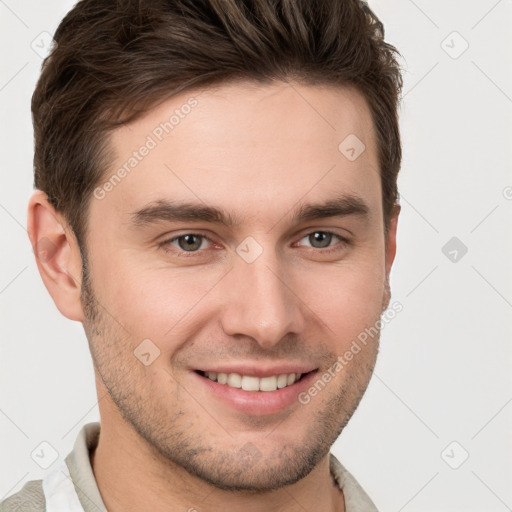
[[219, 248, 305, 350]]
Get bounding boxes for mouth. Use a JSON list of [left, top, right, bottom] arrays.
[[193, 367, 318, 416], [196, 370, 309, 392]]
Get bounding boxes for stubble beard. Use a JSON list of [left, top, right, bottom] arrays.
[[79, 258, 379, 492]]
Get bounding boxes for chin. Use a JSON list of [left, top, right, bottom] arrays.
[[179, 450, 321, 493]]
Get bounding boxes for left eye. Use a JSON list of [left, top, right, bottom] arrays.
[[298, 231, 344, 250]]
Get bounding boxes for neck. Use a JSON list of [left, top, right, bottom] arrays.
[[91, 417, 345, 512]]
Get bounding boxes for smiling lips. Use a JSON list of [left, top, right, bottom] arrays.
[[199, 371, 304, 392], [195, 367, 319, 415]]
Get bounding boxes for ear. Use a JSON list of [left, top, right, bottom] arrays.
[[382, 203, 400, 311], [27, 190, 85, 322]]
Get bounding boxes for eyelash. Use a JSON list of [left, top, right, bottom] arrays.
[[159, 230, 350, 257]]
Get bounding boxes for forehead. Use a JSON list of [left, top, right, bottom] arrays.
[[95, 80, 381, 229]]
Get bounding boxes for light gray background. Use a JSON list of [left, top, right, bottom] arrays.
[[1, 1, 511, 510]]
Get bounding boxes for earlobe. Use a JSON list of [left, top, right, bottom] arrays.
[[27, 190, 85, 322]]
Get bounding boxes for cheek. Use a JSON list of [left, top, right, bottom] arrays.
[[93, 253, 224, 343], [293, 257, 386, 337]]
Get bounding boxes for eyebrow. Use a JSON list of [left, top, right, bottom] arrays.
[[130, 194, 370, 228]]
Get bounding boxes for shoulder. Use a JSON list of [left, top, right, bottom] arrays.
[[0, 479, 45, 512]]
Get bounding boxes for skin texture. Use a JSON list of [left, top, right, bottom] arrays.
[[28, 80, 399, 512]]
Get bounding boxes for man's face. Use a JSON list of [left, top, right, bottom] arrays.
[[81, 80, 397, 491]]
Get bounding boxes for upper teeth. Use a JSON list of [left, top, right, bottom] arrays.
[[204, 372, 301, 392]]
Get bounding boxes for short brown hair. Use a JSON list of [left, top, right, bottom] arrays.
[[32, 0, 403, 247]]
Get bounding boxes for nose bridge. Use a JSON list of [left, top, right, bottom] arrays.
[[220, 245, 303, 348]]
